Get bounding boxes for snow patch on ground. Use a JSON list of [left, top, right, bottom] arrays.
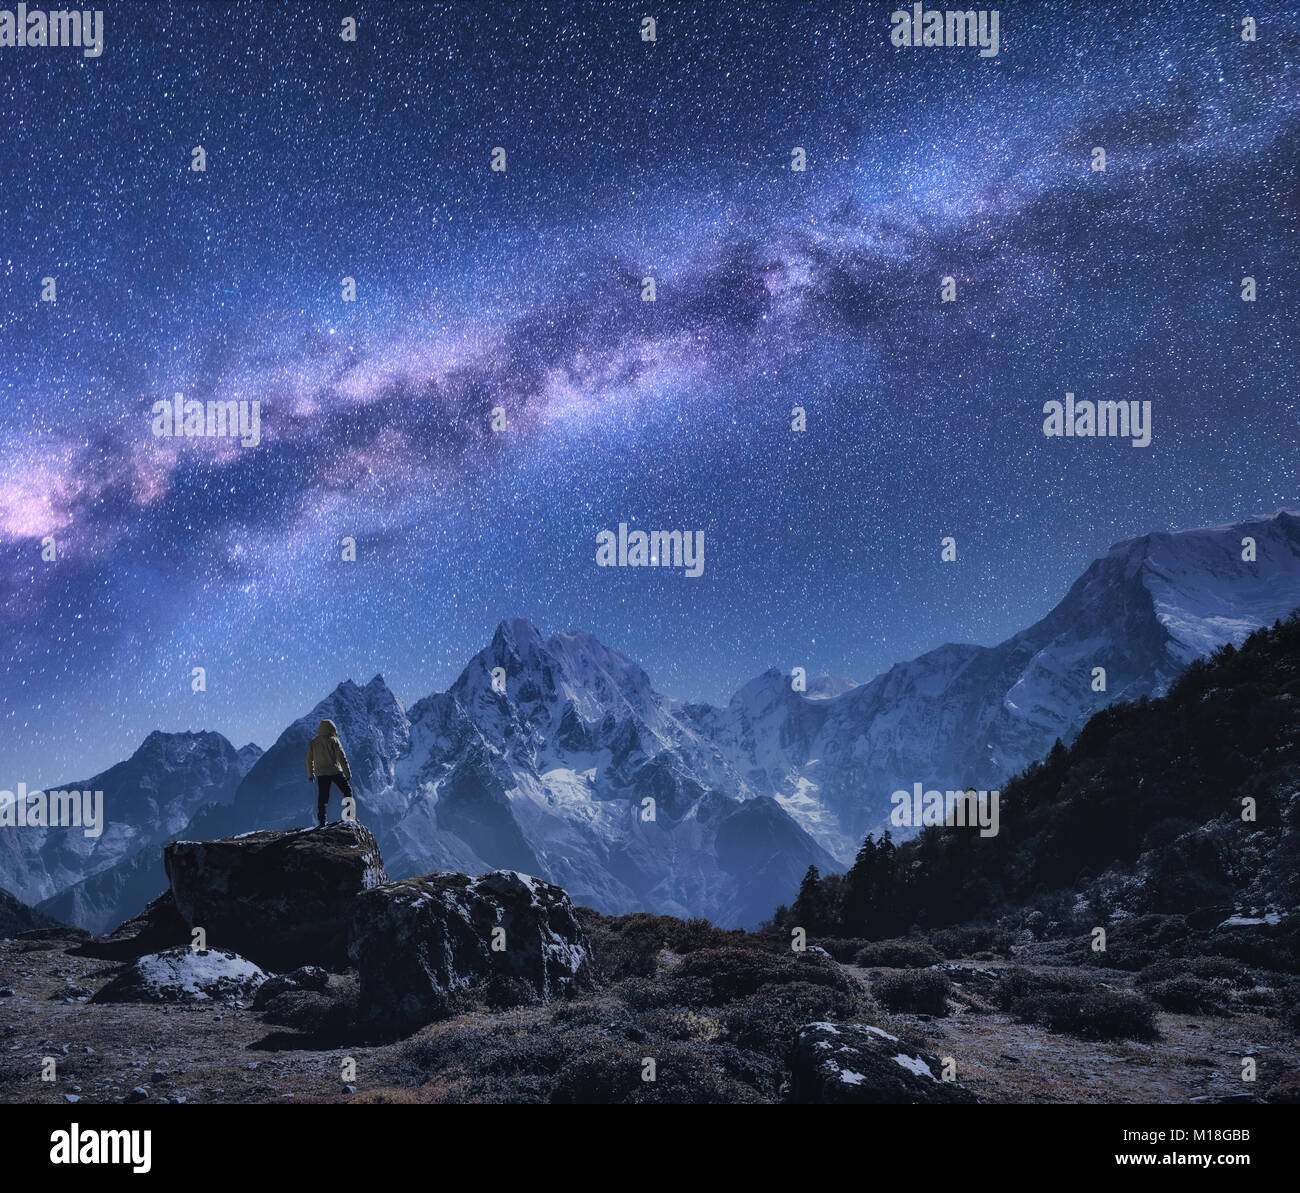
[[1219, 912, 1283, 927], [892, 1052, 936, 1081]]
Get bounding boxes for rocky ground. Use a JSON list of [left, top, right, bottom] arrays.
[[842, 962, 1298, 1104], [0, 935, 372, 1104], [3, 934, 1296, 1105], [5, 824, 1295, 1104]]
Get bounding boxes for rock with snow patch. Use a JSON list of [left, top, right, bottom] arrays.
[[92, 947, 266, 1004], [164, 822, 387, 970], [348, 869, 590, 1033], [789, 1022, 979, 1104]]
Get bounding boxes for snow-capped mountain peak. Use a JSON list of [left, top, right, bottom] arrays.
[[20, 511, 1300, 933]]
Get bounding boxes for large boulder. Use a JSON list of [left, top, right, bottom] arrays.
[[349, 870, 591, 1033], [789, 1022, 980, 1104], [164, 822, 386, 970], [93, 947, 266, 1004]]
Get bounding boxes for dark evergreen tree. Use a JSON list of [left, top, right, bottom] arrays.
[[791, 864, 827, 934], [841, 834, 877, 935]]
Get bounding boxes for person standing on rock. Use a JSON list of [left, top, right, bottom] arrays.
[[306, 719, 354, 827]]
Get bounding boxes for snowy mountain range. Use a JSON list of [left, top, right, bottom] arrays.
[[8, 510, 1300, 931], [2, 732, 259, 926]]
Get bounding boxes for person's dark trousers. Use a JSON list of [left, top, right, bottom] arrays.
[[316, 773, 354, 826]]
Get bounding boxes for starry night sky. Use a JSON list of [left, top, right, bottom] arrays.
[[1, 1, 1296, 783]]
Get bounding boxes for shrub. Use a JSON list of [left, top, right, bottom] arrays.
[[579, 909, 760, 957], [578, 910, 791, 986], [1286, 989, 1300, 1032], [1264, 1073, 1300, 1105], [1102, 914, 1193, 971], [661, 917, 740, 953], [872, 970, 952, 1015], [1136, 955, 1252, 989], [638, 1007, 711, 1042], [1134, 958, 1184, 987], [722, 981, 860, 1057], [387, 1013, 781, 1105], [704, 1042, 786, 1097], [1016, 937, 1092, 967], [1236, 986, 1277, 1010], [991, 966, 1098, 1010], [928, 925, 1012, 959], [584, 924, 660, 982], [483, 975, 540, 1010], [549, 1042, 763, 1104], [815, 937, 871, 963], [1187, 955, 1254, 986], [259, 989, 331, 1029], [1205, 924, 1300, 974], [1012, 990, 1158, 1040], [616, 975, 709, 1012], [257, 974, 358, 1038], [393, 1022, 576, 1104], [853, 939, 943, 968], [1143, 976, 1231, 1015], [671, 946, 855, 1006]]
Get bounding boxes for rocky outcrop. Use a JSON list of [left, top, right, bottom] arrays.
[[789, 1022, 979, 1104], [92, 947, 266, 1004], [74, 890, 189, 960], [164, 822, 386, 971], [348, 869, 590, 1033], [0, 886, 66, 939]]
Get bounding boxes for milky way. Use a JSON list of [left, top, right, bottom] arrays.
[[1, 1, 1296, 782]]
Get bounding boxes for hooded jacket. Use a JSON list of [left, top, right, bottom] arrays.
[[306, 719, 352, 780]]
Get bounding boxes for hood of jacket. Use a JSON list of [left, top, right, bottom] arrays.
[[317, 719, 339, 738]]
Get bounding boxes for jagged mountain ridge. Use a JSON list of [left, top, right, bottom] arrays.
[[706, 510, 1300, 854], [181, 617, 838, 928], [13, 510, 1300, 931], [30, 735, 263, 934], [0, 731, 259, 917]]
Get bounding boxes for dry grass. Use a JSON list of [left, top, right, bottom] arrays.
[[3, 937, 1296, 1105]]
